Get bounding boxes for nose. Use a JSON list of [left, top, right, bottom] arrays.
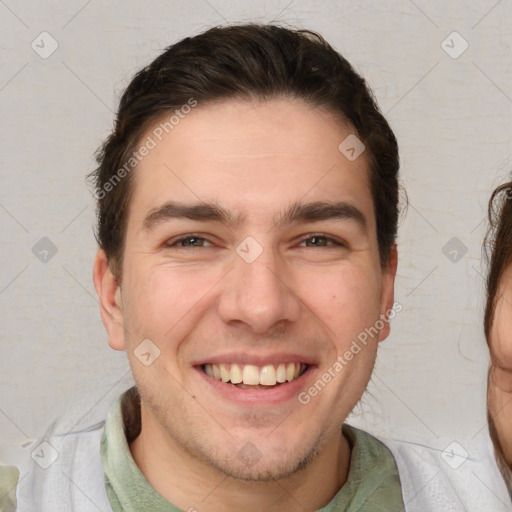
[[217, 243, 301, 334]]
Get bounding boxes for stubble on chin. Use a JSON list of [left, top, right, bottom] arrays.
[[136, 384, 334, 484]]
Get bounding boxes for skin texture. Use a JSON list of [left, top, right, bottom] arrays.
[[94, 98, 397, 511], [489, 264, 512, 467]]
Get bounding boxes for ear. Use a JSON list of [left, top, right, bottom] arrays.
[[378, 244, 398, 342], [93, 249, 126, 351]]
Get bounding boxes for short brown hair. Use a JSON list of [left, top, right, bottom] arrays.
[[88, 23, 399, 281]]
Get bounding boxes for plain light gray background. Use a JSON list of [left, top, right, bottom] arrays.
[[1, 0, 511, 459]]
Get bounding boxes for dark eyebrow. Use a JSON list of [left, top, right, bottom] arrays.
[[143, 201, 243, 231], [142, 200, 367, 232], [274, 200, 367, 231]]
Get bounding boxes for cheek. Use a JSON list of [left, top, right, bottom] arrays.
[[303, 266, 381, 331], [491, 300, 512, 368], [290, 266, 383, 384], [122, 264, 210, 343]]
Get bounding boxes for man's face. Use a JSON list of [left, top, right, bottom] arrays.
[[96, 98, 396, 480]]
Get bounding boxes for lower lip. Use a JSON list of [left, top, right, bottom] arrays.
[[194, 366, 316, 406]]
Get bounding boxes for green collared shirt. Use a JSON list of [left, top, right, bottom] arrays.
[[101, 387, 405, 511]]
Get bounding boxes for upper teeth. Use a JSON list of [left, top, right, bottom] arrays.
[[204, 363, 304, 386]]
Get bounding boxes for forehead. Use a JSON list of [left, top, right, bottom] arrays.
[[128, 98, 374, 228]]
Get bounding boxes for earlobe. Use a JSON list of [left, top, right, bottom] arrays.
[[93, 250, 126, 351], [378, 244, 398, 342]]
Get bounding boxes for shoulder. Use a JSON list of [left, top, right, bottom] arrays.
[[343, 423, 400, 473], [343, 423, 392, 455], [5, 387, 131, 512], [14, 421, 110, 511], [380, 432, 512, 512]]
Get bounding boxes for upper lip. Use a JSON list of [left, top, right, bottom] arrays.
[[191, 352, 318, 367]]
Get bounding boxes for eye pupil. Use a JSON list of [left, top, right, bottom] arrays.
[[180, 236, 203, 246], [307, 236, 326, 247]]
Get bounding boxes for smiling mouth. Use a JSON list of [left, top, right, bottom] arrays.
[[202, 362, 308, 389]]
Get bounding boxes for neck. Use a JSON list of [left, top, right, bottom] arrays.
[[130, 405, 351, 512]]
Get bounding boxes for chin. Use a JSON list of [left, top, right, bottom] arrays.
[[210, 448, 318, 483], [185, 430, 326, 483]]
